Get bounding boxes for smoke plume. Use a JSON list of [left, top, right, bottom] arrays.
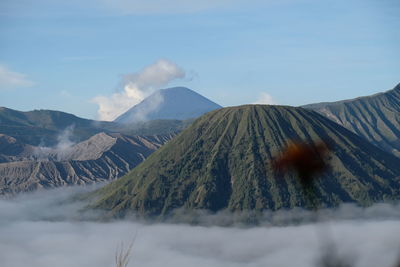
[[33, 125, 76, 161]]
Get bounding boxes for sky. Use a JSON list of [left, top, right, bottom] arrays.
[[0, 0, 399, 120], [1, 187, 400, 267]]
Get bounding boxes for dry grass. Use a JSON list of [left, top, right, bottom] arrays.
[[115, 239, 134, 267]]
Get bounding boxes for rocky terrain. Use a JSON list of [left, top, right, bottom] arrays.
[[0, 132, 175, 196], [304, 83, 400, 156]]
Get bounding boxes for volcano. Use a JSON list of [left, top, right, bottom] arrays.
[[89, 105, 400, 218]]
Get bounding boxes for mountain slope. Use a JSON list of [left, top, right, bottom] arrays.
[[88, 105, 400, 218], [0, 107, 116, 146], [0, 107, 189, 146], [0, 132, 175, 196], [114, 87, 222, 123], [303, 83, 400, 156], [0, 106, 109, 129]]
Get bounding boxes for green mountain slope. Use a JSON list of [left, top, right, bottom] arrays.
[[0, 107, 114, 146], [87, 105, 400, 219], [0, 107, 190, 146], [303, 83, 400, 156]]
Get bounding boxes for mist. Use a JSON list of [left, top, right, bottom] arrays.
[[30, 125, 77, 161], [1, 188, 400, 267]]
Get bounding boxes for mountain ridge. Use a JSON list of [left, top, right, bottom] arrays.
[[87, 105, 400, 219], [0, 106, 189, 146], [303, 83, 400, 156], [0, 132, 176, 196]]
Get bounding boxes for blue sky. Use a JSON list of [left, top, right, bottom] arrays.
[[0, 0, 399, 120]]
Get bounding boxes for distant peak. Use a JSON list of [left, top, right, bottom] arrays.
[[160, 86, 192, 92], [114, 86, 222, 123]]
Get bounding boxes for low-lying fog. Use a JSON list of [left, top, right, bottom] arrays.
[[1, 187, 400, 267]]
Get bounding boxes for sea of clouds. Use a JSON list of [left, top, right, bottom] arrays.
[[1, 187, 400, 267]]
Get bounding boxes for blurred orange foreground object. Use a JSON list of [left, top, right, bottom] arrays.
[[272, 140, 331, 184]]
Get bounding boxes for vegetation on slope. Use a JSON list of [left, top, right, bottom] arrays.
[[87, 105, 400, 219]]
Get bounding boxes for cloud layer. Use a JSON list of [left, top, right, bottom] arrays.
[[92, 59, 185, 121], [0, 64, 34, 90], [1, 188, 400, 267]]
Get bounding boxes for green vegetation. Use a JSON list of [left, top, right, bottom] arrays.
[[87, 105, 400, 219]]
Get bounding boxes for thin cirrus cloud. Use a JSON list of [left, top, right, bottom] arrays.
[[91, 59, 186, 121], [0, 64, 34, 90]]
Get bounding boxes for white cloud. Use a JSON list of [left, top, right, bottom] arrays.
[[92, 59, 185, 121], [0, 64, 34, 90], [253, 92, 276, 105], [1, 188, 400, 267]]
